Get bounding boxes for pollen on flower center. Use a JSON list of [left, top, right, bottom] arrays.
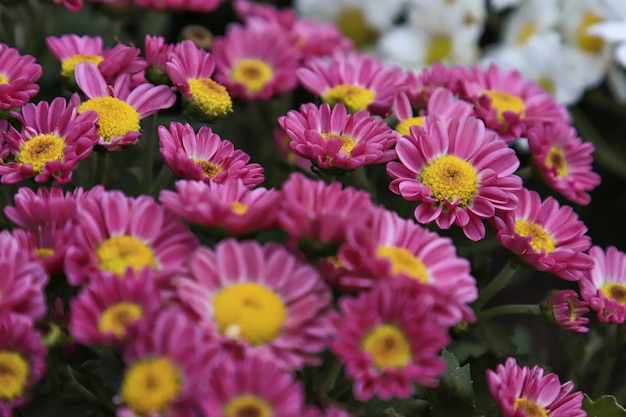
[[120, 357, 181, 415], [224, 394, 274, 417], [229, 201, 249, 215], [322, 84, 375, 114], [420, 154, 478, 206], [601, 283, 626, 305], [514, 220, 556, 254], [96, 235, 157, 276], [426, 35, 452, 64], [98, 302, 143, 338], [335, 7, 379, 49], [35, 248, 55, 259], [0, 74, 8, 84], [0, 351, 29, 401], [513, 397, 548, 417], [61, 53, 104, 79], [231, 59, 274, 94], [376, 246, 429, 283], [17, 134, 65, 173], [577, 12, 604, 53], [187, 78, 233, 118], [396, 116, 425, 136], [545, 146, 569, 177], [194, 159, 223, 178], [484, 90, 526, 121], [321, 132, 357, 153], [361, 324, 412, 369], [78, 96, 141, 143], [212, 282, 287, 345]]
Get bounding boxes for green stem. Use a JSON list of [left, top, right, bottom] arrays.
[[92, 150, 109, 188], [149, 162, 173, 197], [321, 356, 343, 392], [477, 304, 541, 321], [472, 260, 520, 312], [593, 325, 619, 399]]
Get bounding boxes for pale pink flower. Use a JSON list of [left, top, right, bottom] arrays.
[[580, 245, 626, 323], [0, 43, 42, 110]]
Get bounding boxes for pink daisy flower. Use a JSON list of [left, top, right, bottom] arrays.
[[201, 354, 306, 417], [212, 21, 300, 100], [387, 115, 523, 241], [547, 290, 590, 333], [134, 0, 223, 12], [117, 309, 221, 417], [0, 313, 47, 417], [279, 102, 399, 170], [11, 222, 74, 276], [579, 246, 626, 323], [69, 269, 163, 348], [158, 121, 264, 188], [527, 119, 601, 206], [144, 35, 177, 78], [0, 43, 42, 110], [405, 62, 467, 108], [297, 51, 408, 116], [175, 239, 333, 370], [0, 95, 99, 185], [487, 357, 585, 417], [491, 188, 594, 281], [160, 179, 280, 237], [64, 189, 198, 285], [331, 285, 449, 401], [74, 63, 176, 151]]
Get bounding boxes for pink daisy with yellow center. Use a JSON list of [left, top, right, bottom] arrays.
[[547, 290, 590, 333], [405, 62, 467, 108], [11, 223, 74, 276], [387, 115, 523, 241], [491, 188, 594, 281], [0, 43, 42, 111]]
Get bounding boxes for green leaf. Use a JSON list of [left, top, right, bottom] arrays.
[[425, 349, 475, 417], [582, 394, 626, 417]]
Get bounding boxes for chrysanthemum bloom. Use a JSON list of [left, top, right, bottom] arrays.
[[212, 21, 300, 100], [160, 179, 280, 236], [0, 95, 99, 185], [158, 122, 264, 188], [202, 354, 306, 417], [64, 189, 198, 285], [0, 313, 47, 417], [279, 102, 399, 170], [297, 51, 408, 116], [176, 239, 333, 370], [144, 35, 177, 84], [491, 188, 594, 281], [527, 119, 601, 206], [74, 63, 176, 151], [339, 208, 477, 325], [0, 231, 48, 321], [117, 309, 221, 417], [331, 285, 449, 401], [387, 115, 523, 241], [134, 0, 222, 12], [579, 245, 626, 323], [487, 357, 585, 417], [459, 63, 568, 142], [0, 43, 42, 110], [546, 290, 590, 333], [11, 222, 74, 276], [405, 62, 467, 108], [69, 269, 163, 347], [165, 40, 232, 122]]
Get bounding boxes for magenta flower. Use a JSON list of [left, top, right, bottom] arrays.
[[0, 43, 42, 110], [580, 246, 626, 323], [405, 62, 467, 108], [11, 222, 74, 276], [52, 0, 83, 11], [548, 290, 590, 333], [134, 0, 223, 12]]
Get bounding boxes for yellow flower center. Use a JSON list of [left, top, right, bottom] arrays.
[[513, 398, 548, 417], [61, 53, 104, 79], [420, 155, 478, 207], [187, 78, 233, 118], [212, 282, 287, 346], [396, 116, 425, 136], [229, 201, 249, 215], [224, 394, 274, 417], [515, 23, 537, 46], [376, 246, 429, 283], [35, 248, 55, 259], [537, 77, 555, 95], [194, 159, 223, 179], [98, 302, 143, 338], [514, 220, 556, 254], [361, 324, 412, 369], [601, 283, 626, 305], [0, 351, 29, 401], [231, 59, 274, 94], [483, 90, 526, 121], [577, 12, 604, 53], [426, 35, 452, 64], [545, 146, 568, 178], [17, 133, 66, 174], [0, 74, 8, 84], [78, 96, 141, 143], [322, 84, 375, 114], [120, 357, 181, 416], [321, 132, 356, 154], [335, 7, 379, 49], [96, 235, 157, 276]]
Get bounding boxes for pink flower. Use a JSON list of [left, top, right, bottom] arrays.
[[158, 121, 264, 188], [0, 95, 99, 185], [487, 357, 585, 417], [405, 62, 467, 108], [279, 102, 399, 170], [547, 290, 590, 333], [331, 285, 449, 401], [175, 239, 333, 370], [145, 35, 177, 73], [11, 223, 74, 276], [0, 43, 42, 110], [580, 246, 626, 323], [134, 0, 223, 12], [491, 188, 594, 281], [53, 0, 83, 11], [387, 115, 522, 241], [527, 119, 601, 206], [74, 63, 176, 150]]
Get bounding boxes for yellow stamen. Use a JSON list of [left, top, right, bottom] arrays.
[[545, 146, 568, 177], [61, 54, 104, 79], [231, 59, 274, 94], [601, 283, 626, 305], [35, 248, 55, 259], [224, 394, 274, 417], [361, 324, 412, 369], [335, 7, 379, 49], [515, 23, 537, 46], [321, 132, 356, 154], [78, 96, 141, 143], [514, 220, 556, 253], [513, 398, 548, 417], [396, 116, 425, 136], [323, 84, 375, 114], [0, 351, 29, 401], [376, 246, 429, 283], [0, 74, 8, 84], [577, 12, 604, 54], [187, 78, 233, 118], [194, 159, 223, 179], [98, 302, 143, 338], [483, 90, 526, 121], [426, 35, 452, 64], [120, 357, 181, 415], [96, 235, 157, 276], [17, 134, 65, 173], [420, 155, 478, 207], [229, 201, 249, 215]]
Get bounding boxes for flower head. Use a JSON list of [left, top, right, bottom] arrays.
[[0, 43, 42, 110], [11, 223, 74, 276], [134, 0, 223, 12], [546, 290, 590, 333]]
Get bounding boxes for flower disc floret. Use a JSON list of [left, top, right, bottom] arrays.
[[420, 155, 477, 207], [120, 357, 181, 415], [188, 78, 233, 118], [16, 134, 65, 173], [322, 84, 375, 113], [231, 59, 274, 93], [98, 302, 143, 338], [0, 351, 29, 401], [79, 97, 141, 143], [61, 53, 104, 78], [361, 324, 412, 369]]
